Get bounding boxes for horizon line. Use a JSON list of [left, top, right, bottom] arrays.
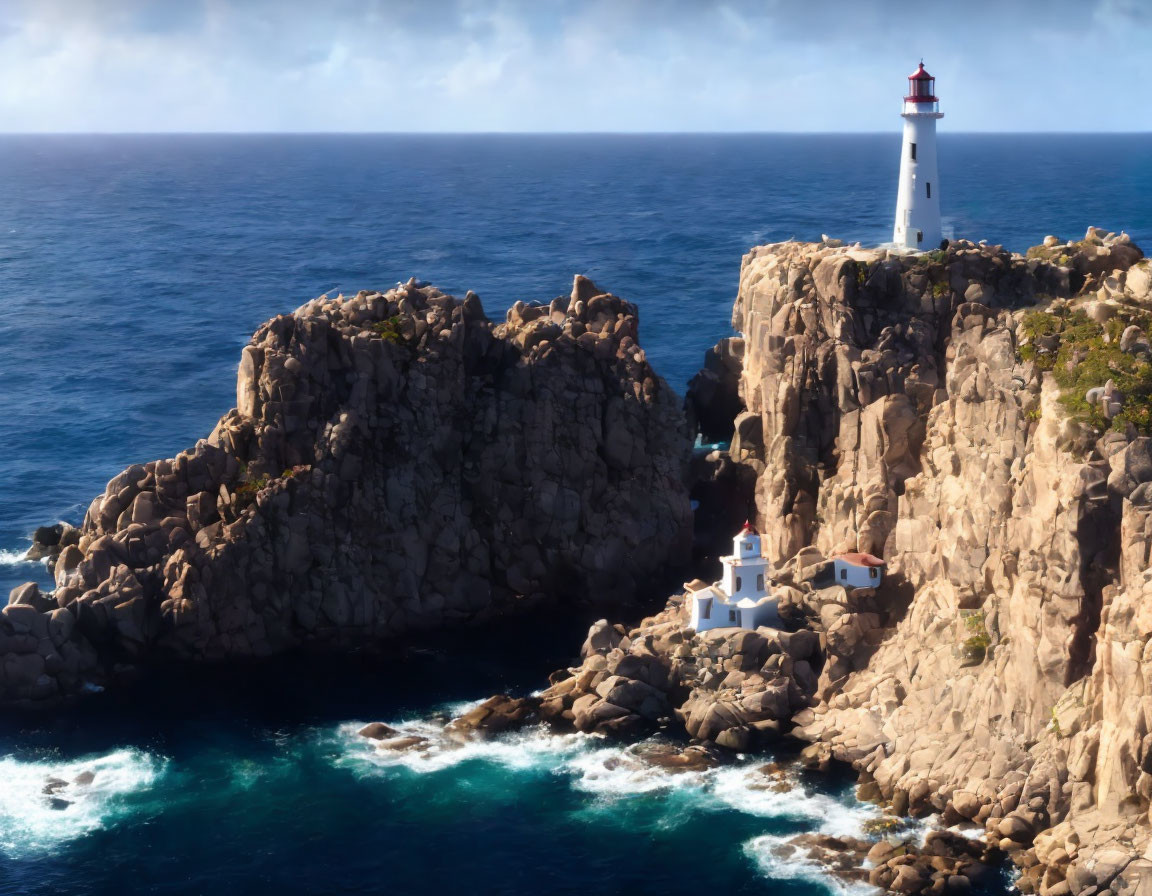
[[0, 130, 1149, 137]]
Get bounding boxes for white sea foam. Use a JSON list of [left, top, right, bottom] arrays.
[[0, 749, 166, 856], [948, 822, 988, 841], [566, 746, 711, 798], [0, 548, 34, 566], [744, 834, 879, 896], [714, 766, 882, 836], [338, 713, 881, 827], [569, 749, 883, 835], [336, 705, 591, 777], [335, 711, 910, 891]]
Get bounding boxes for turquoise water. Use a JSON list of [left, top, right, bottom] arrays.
[[1, 133, 1146, 892], [0, 628, 882, 895]]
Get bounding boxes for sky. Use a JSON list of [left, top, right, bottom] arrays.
[[0, 0, 1148, 133]]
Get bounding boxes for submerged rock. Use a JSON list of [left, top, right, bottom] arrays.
[[357, 722, 400, 741], [375, 736, 428, 753], [444, 695, 539, 741], [631, 742, 721, 773]]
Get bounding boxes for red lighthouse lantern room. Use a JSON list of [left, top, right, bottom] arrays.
[[905, 62, 937, 104]]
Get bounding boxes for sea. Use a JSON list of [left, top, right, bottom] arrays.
[[0, 133, 1148, 895]]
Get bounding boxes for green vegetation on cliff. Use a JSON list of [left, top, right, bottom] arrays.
[[1018, 306, 1152, 434]]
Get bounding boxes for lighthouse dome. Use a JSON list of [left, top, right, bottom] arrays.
[[905, 62, 937, 103], [732, 524, 761, 559]]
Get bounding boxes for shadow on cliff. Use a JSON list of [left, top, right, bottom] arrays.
[[0, 608, 605, 755]]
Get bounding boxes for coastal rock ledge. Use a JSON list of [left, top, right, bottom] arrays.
[[430, 229, 1152, 895], [2, 276, 692, 703]]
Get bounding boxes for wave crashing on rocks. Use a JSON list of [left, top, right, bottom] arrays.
[[0, 749, 165, 857]]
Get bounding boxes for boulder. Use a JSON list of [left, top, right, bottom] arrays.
[[357, 722, 400, 741], [8, 583, 54, 614], [444, 695, 539, 741]]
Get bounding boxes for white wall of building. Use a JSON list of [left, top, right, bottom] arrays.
[[832, 559, 884, 589], [738, 599, 781, 630], [893, 111, 943, 249], [690, 591, 780, 632], [721, 558, 768, 600], [720, 531, 767, 599], [690, 590, 743, 632]]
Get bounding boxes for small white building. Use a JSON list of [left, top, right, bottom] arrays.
[[893, 61, 944, 250], [832, 552, 886, 589], [687, 525, 780, 632]]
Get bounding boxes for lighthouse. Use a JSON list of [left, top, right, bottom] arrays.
[[685, 524, 780, 632], [893, 62, 944, 250]]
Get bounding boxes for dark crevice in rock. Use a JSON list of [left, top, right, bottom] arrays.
[[684, 336, 744, 444], [1068, 472, 1118, 686]]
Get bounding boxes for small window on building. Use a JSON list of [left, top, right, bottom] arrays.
[[917, 230, 924, 244], [700, 598, 711, 620], [757, 574, 764, 590], [926, 182, 931, 198], [870, 568, 879, 579], [840, 568, 847, 580], [735, 576, 742, 591], [729, 609, 737, 622], [743, 541, 751, 552], [910, 142, 917, 161]]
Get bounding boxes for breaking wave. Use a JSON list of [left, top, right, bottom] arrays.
[[335, 701, 592, 777], [335, 702, 891, 893], [0, 749, 166, 857], [744, 834, 878, 896], [0, 548, 34, 566]]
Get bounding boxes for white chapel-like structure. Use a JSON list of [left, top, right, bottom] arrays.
[[893, 61, 944, 250], [687, 524, 780, 632]]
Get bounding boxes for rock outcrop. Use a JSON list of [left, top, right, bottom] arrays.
[[457, 228, 1152, 894], [729, 229, 1152, 893], [534, 603, 818, 746], [1, 276, 692, 706]]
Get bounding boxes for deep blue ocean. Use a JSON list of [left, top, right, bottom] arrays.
[[0, 134, 1149, 894]]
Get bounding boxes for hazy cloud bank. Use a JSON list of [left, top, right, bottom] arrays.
[[0, 0, 1147, 132]]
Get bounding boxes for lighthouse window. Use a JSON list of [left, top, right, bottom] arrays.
[[917, 230, 924, 244], [757, 574, 764, 590], [910, 142, 917, 161], [735, 576, 742, 591], [926, 182, 931, 198], [729, 610, 737, 622], [840, 568, 847, 580]]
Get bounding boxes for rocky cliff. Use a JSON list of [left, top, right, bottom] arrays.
[[1, 276, 692, 704], [447, 229, 1152, 894], [715, 229, 1152, 893]]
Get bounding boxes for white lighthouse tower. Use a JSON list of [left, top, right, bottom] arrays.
[[893, 62, 944, 250]]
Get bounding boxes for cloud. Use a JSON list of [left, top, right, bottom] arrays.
[[0, 0, 1146, 132]]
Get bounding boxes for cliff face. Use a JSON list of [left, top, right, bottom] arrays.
[[728, 230, 1152, 892], [1, 276, 692, 704]]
